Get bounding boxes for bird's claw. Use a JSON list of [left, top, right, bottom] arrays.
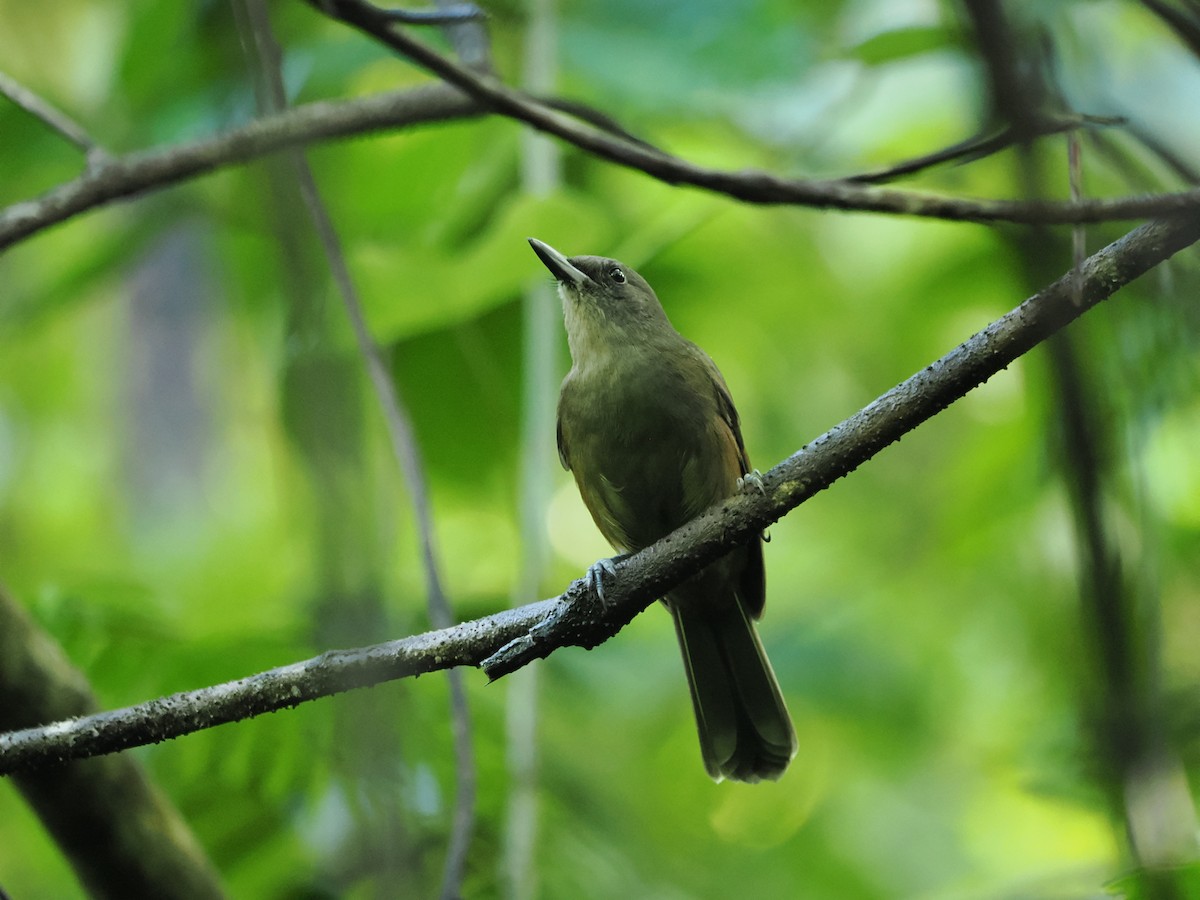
[[585, 556, 622, 608], [737, 469, 766, 496], [737, 469, 771, 542]]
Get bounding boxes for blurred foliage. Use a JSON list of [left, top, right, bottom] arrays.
[[1, 0, 1199, 898]]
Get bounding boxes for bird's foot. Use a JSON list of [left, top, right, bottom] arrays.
[[737, 469, 766, 495], [736, 470, 771, 541], [585, 554, 628, 609]]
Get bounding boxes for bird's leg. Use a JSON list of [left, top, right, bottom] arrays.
[[585, 554, 629, 608], [736, 469, 771, 542]]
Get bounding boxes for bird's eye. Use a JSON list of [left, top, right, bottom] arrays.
[[609, 266, 626, 284]]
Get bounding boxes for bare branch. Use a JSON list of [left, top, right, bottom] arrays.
[[303, 0, 1200, 225], [0, 68, 105, 160], [3, 213, 1197, 775], [846, 114, 1124, 185], [0, 84, 485, 251], [378, 3, 483, 26], [0, 598, 557, 775], [2, 7, 1199, 255]]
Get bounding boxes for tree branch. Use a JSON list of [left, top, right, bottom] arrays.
[[0, 597, 559, 775], [0, 68, 105, 160], [0, 83, 485, 251], [304, 0, 1200, 225], [845, 114, 1123, 185], [5, 6, 1200, 256], [378, 3, 483, 26], [481, 212, 1200, 676], [2, 213, 1196, 775]]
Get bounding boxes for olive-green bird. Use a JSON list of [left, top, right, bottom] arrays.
[[528, 237, 796, 783]]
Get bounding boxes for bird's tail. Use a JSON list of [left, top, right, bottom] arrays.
[[670, 599, 797, 782]]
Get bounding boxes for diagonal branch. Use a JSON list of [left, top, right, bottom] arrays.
[[0, 597, 558, 775], [303, 0, 1200, 225], [5, 9, 1200, 255], [0, 68, 105, 160], [845, 114, 1124, 185], [0, 83, 486, 251], [1, 213, 1198, 775]]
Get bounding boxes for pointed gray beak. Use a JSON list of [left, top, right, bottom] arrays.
[[528, 237, 590, 285]]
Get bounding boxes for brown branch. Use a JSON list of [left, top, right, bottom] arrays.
[[0, 597, 557, 774], [379, 3, 483, 26], [5, 9, 1200, 256], [303, 0, 1200, 225], [846, 114, 1125, 185], [2, 213, 1197, 775], [0, 83, 486, 251]]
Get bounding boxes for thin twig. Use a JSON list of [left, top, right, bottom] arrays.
[[2, 212, 1197, 775], [1, 33, 1199, 255], [426, 3, 487, 893], [0, 69, 105, 160], [846, 114, 1124, 185], [0, 84, 486, 251], [378, 3, 483, 25], [301, 0, 1200, 225]]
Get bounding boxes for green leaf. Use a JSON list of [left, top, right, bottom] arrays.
[[848, 25, 956, 66]]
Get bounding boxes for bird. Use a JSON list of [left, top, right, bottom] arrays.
[[528, 237, 797, 782]]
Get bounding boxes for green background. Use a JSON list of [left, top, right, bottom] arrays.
[[1, 0, 1199, 897]]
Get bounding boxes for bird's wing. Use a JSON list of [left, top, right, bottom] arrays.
[[556, 413, 571, 471], [707, 357, 752, 476], [579, 471, 635, 553], [556, 375, 575, 472], [705, 354, 767, 619]]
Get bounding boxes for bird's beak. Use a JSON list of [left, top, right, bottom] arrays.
[[528, 238, 590, 286]]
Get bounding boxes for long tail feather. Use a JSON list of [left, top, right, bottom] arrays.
[[670, 599, 796, 782]]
